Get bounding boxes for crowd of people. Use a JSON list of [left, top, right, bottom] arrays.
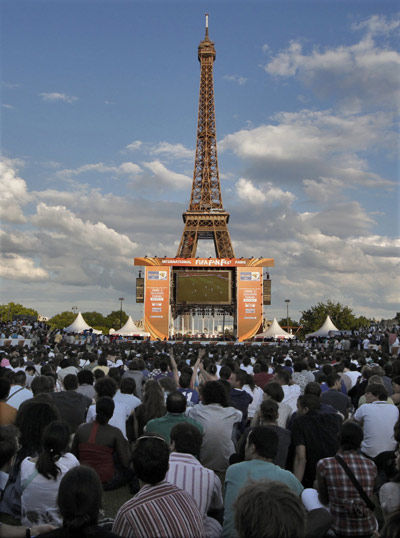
[[0, 318, 399, 538]]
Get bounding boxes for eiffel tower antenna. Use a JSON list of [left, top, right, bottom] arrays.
[[176, 14, 235, 259]]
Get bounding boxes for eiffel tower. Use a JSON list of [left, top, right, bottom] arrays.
[[176, 15, 235, 259]]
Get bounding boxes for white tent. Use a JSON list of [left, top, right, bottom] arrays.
[[256, 318, 294, 339], [63, 312, 102, 334], [113, 315, 149, 337], [306, 315, 339, 338]]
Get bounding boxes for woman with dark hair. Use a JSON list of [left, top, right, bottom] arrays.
[[0, 400, 60, 518], [72, 396, 132, 490], [242, 373, 264, 421], [20, 421, 79, 527], [187, 381, 242, 473], [133, 379, 166, 437], [35, 466, 120, 537]]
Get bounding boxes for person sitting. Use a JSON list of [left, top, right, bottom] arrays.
[[263, 380, 292, 428], [187, 381, 242, 474], [223, 427, 304, 538], [50, 374, 92, 433], [34, 465, 121, 537], [302, 421, 377, 538], [112, 436, 205, 538], [0, 377, 17, 425], [72, 396, 132, 491], [20, 420, 79, 527], [86, 376, 131, 439], [0, 424, 19, 495], [166, 422, 223, 537], [233, 480, 307, 538], [236, 399, 291, 469], [144, 391, 203, 442], [0, 400, 60, 518]]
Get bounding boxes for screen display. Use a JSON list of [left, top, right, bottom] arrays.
[[176, 270, 232, 305]]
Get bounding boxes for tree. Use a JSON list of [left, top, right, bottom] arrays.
[[82, 312, 107, 330], [0, 302, 38, 323], [300, 300, 358, 334], [48, 311, 76, 330], [105, 310, 128, 331], [277, 317, 299, 330]]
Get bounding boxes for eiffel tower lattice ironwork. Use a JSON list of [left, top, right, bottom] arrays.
[[176, 15, 235, 259]]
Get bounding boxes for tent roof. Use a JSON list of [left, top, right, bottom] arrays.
[[63, 312, 101, 334], [256, 318, 294, 339], [306, 315, 340, 338], [113, 315, 149, 336]]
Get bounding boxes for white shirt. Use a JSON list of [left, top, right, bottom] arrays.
[[6, 385, 32, 410], [86, 400, 131, 439], [282, 384, 301, 414], [20, 453, 79, 527], [187, 404, 242, 472], [354, 401, 399, 457]]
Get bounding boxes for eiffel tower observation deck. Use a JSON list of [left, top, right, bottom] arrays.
[[176, 14, 235, 259]]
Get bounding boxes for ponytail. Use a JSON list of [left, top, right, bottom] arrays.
[[36, 421, 71, 480]]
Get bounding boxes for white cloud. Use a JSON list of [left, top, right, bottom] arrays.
[[236, 178, 295, 206], [141, 161, 191, 188], [0, 158, 31, 223], [0, 254, 49, 281], [149, 142, 194, 161], [56, 161, 142, 179], [352, 14, 400, 36], [263, 18, 400, 110], [303, 177, 345, 203], [39, 92, 78, 104], [300, 202, 376, 238], [219, 109, 395, 190], [223, 74, 247, 85], [125, 140, 143, 152], [2, 104, 14, 110]]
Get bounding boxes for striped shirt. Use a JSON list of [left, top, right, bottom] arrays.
[[166, 452, 223, 538], [166, 452, 223, 515], [112, 480, 205, 538]]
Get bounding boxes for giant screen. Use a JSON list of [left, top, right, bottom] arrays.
[[176, 270, 232, 305]]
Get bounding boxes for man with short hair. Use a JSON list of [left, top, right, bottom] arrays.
[[86, 376, 131, 439], [5, 371, 32, 410], [234, 480, 306, 538], [223, 427, 304, 538], [229, 369, 253, 434], [145, 391, 203, 442], [113, 436, 205, 538], [167, 422, 223, 538], [123, 359, 144, 399], [50, 373, 92, 432], [292, 394, 342, 488], [353, 382, 399, 458], [320, 373, 352, 419]]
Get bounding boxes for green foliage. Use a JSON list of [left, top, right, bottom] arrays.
[[0, 302, 38, 322], [105, 310, 128, 330], [48, 311, 76, 330], [300, 300, 357, 334], [277, 317, 298, 329]]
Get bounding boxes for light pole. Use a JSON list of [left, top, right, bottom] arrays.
[[285, 299, 290, 332], [118, 297, 125, 329], [72, 306, 78, 315]]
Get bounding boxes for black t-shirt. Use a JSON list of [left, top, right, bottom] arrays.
[[291, 409, 342, 487]]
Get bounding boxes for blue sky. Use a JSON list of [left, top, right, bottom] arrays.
[[1, 0, 399, 324]]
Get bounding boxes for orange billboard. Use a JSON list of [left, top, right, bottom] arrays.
[[144, 267, 170, 341], [237, 267, 263, 342]]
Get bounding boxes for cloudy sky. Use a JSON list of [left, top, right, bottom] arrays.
[[1, 0, 399, 323]]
